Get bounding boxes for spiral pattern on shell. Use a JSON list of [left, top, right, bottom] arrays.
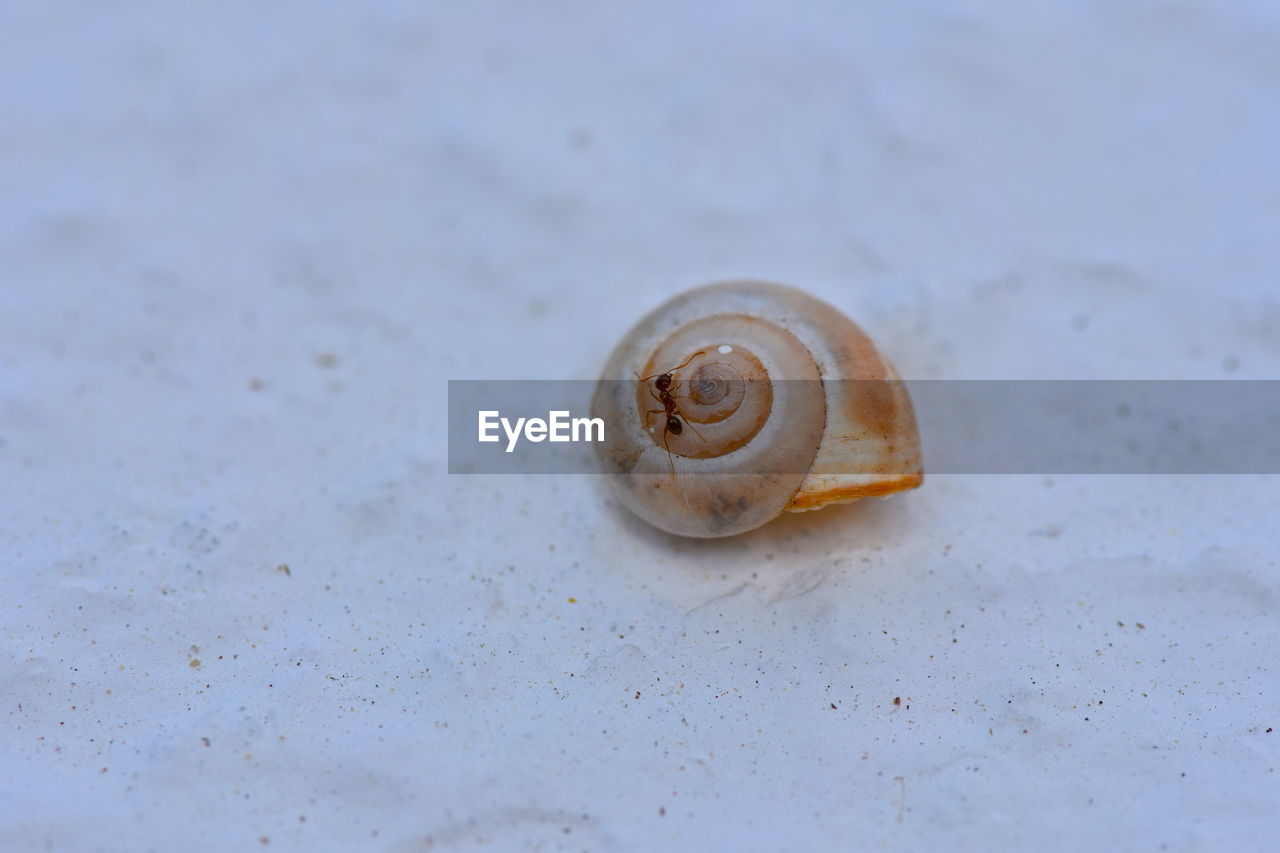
[[592, 281, 923, 538]]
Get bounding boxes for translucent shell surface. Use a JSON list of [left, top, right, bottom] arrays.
[[592, 281, 924, 538]]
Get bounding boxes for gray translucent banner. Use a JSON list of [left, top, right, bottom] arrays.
[[448, 380, 1280, 474]]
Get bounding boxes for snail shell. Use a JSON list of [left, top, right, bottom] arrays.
[[591, 281, 923, 538]]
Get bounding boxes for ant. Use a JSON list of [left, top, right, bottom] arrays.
[[638, 350, 708, 464]]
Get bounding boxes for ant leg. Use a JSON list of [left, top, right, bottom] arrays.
[[638, 349, 709, 383], [666, 349, 708, 373], [661, 423, 676, 477], [644, 391, 670, 431]]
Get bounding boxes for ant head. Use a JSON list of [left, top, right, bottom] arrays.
[[666, 416, 683, 434], [655, 374, 673, 391]]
